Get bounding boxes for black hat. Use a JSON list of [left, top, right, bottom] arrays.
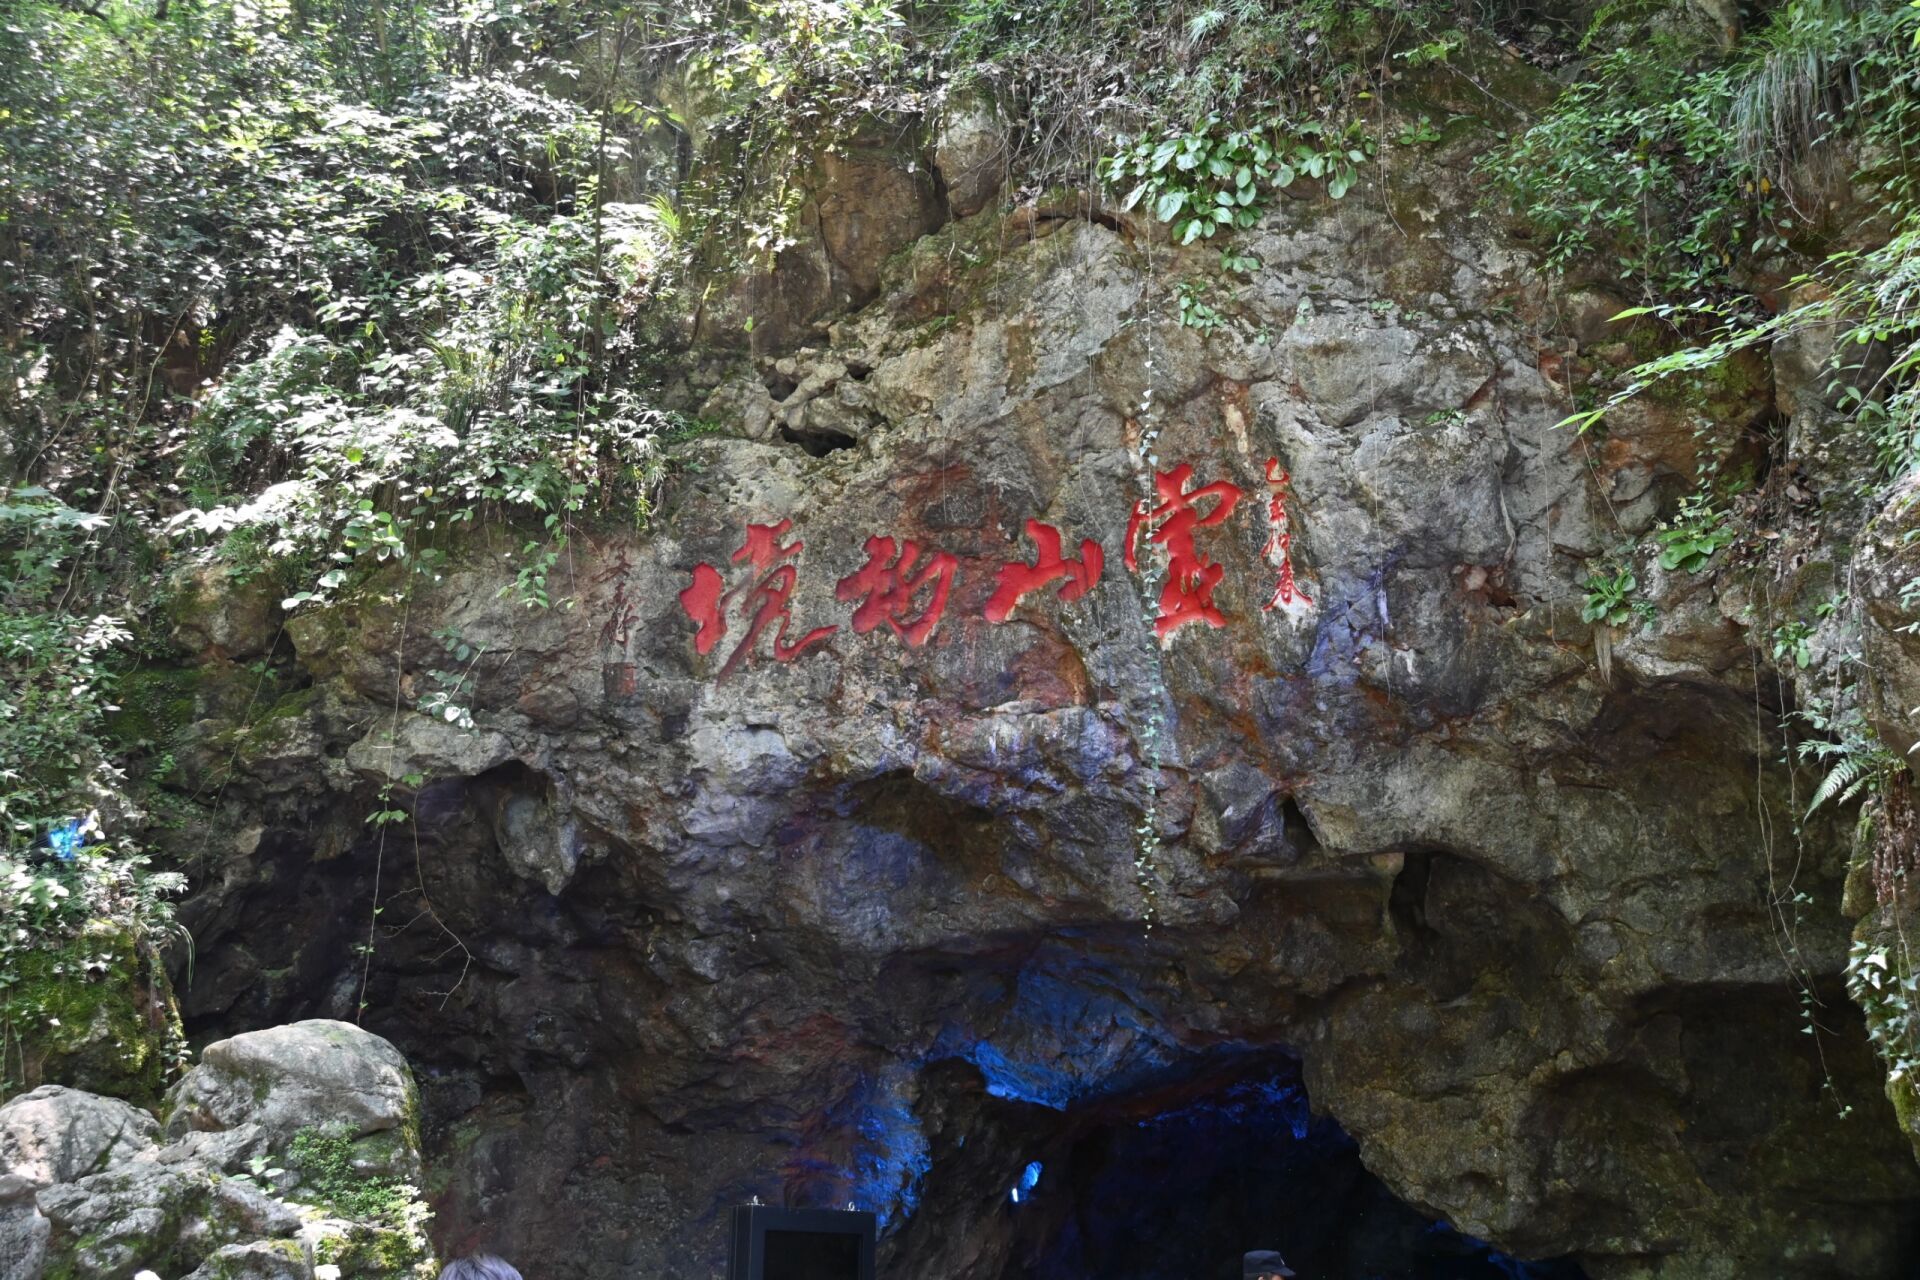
[[1244, 1250, 1296, 1278]]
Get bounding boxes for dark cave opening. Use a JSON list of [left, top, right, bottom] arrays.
[[781, 423, 860, 456], [932, 1059, 1589, 1280]]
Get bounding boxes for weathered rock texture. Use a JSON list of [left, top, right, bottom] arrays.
[[148, 87, 1920, 1280], [0, 1022, 432, 1280], [6, 921, 181, 1107]]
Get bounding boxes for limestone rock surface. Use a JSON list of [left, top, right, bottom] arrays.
[[0, 1086, 159, 1190]]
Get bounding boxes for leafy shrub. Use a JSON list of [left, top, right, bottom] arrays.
[[1652, 497, 1735, 573], [1107, 113, 1374, 243], [0, 487, 186, 1090], [1581, 566, 1645, 626], [1772, 620, 1816, 670], [1478, 44, 1773, 299]]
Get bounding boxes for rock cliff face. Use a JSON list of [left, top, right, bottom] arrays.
[[151, 98, 1920, 1280]]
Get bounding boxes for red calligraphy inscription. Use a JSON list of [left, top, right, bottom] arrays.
[[835, 536, 960, 646], [1125, 463, 1243, 638], [679, 519, 837, 678], [983, 520, 1105, 623], [1261, 458, 1313, 617]]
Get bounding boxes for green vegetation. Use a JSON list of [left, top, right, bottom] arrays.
[[288, 1124, 422, 1222], [1799, 696, 1902, 818], [1651, 494, 1736, 574], [945, 0, 1461, 172], [1531, 1, 1920, 459], [1581, 566, 1645, 628], [0, 0, 695, 1081], [1481, 0, 1916, 305], [1107, 114, 1376, 244], [279, 1124, 438, 1276], [1851, 935, 1920, 1131], [1478, 46, 1768, 298], [0, 484, 185, 1095], [1773, 619, 1817, 670]]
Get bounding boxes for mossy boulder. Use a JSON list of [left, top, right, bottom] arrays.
[[165, 1021, 423, 1180], [6, 1022, 436, 1280], [36, 1163, 302, 1280], [3, 923, 180, 1108], [304, 1214, 436, 1280], [181, 1240, 310, 1280], [166, 564, 281, 663]]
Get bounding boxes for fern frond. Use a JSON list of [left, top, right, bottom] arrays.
[[1808, 755, 1870, 817]]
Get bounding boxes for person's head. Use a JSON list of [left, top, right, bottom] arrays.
[[439, 1256, 523, 1280], [1243, 1249, 1296, 1279]]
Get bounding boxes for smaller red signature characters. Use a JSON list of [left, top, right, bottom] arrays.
[[984, 519, 1105, 623], [1261, 458, 1313, 618], [1125, 463, 1244, 638], [835, 536, 961, 646], [680, 519, 837, 679]]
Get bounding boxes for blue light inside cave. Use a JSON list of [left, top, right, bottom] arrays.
[[1423, 1221, 1570, 1279], [946, 955, 1182, 1111], [1141, 1073, 1315, 1141], [817, 1070, 933, 1231], [1009, 1160, 1044, 1204], [971, 1039, 1080, 1110]]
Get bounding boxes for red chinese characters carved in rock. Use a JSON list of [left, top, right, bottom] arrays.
[[1261, 458, 1313, 618], [835, 535, 961, 646], [983, 519, 1105, 623], [680, 519, 837, 678], [1125, 463, 1244, 638]]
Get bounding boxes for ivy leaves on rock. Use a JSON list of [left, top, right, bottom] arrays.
[[1108, 114, 1374, 243]]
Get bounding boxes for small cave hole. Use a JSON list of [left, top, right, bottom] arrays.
[[1279, 797, 1322, 861], [765, 371, 800, 401], [781, 425, 859, 457], [1388, 849, 1434, 938]]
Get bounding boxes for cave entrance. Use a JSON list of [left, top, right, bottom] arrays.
[[909, 1057, 1588, 1280]]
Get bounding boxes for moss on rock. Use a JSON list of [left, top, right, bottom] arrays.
[[107, 666, 204, 755], [307, 1213, 437, 1279], [3, 920, 181, 1107]]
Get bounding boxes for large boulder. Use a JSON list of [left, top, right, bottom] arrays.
[[933, 86, 1009, 219], [180, 1240, 312, 1280], [344, 714, 515, 786], [1, 1024, 432, 1280], [0, 1086, 159, 1190], [7, 922, 181, 1106], [36, 1165, 302, 1280], [165, 1021, 421, 1179]]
